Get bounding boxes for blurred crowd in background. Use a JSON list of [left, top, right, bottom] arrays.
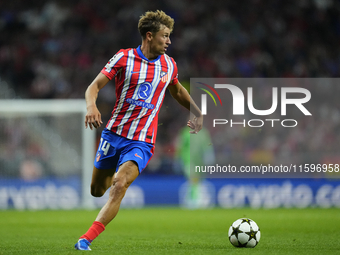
[[1, 0, 340, 178]]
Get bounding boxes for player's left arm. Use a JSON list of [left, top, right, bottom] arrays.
[[168, 81, 203, 134]]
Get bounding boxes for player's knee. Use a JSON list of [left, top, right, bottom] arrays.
[[90, 184, 106, 197], [111, 178, 130, 195]]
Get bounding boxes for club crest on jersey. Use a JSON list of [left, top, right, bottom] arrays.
[[160, 71, 169, 83]]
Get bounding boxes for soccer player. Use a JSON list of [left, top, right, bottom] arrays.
[[74, 10, 203, 250]]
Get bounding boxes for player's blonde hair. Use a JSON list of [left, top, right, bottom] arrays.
[[138, 10, 174, 39]]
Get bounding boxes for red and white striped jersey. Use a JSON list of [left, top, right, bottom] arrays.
[[101, 46, 178, 144]]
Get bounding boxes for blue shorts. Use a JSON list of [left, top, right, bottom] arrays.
[[94, 129, 154, 173]]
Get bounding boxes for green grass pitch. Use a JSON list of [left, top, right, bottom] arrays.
[[0, 208, 339, 254]]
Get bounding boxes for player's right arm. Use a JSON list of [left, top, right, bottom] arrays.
[[85, 72, 110, 130]]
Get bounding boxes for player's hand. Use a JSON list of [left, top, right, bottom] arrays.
[[187, 115, 203, 134], [85, 105, 103, 130]]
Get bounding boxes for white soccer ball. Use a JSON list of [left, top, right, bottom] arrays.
[[228, 218, 261, 248]]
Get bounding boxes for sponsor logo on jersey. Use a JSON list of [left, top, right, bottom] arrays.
[[137, 82, 152, 99], [126, 98, 154, 109]]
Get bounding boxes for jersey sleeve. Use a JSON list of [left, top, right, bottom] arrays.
[[169, 58, 179, 86], [101, 50, 125, 80]]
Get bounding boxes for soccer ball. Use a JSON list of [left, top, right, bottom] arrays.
[[228, 218, 260, 248]]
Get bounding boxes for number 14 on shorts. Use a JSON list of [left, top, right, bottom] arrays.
[[96, 138, 111, 162]]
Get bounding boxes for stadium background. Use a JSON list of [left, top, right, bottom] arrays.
[[1, 0, 340, 210]]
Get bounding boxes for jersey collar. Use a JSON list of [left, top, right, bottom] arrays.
[[137, 45, 161, 63]]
